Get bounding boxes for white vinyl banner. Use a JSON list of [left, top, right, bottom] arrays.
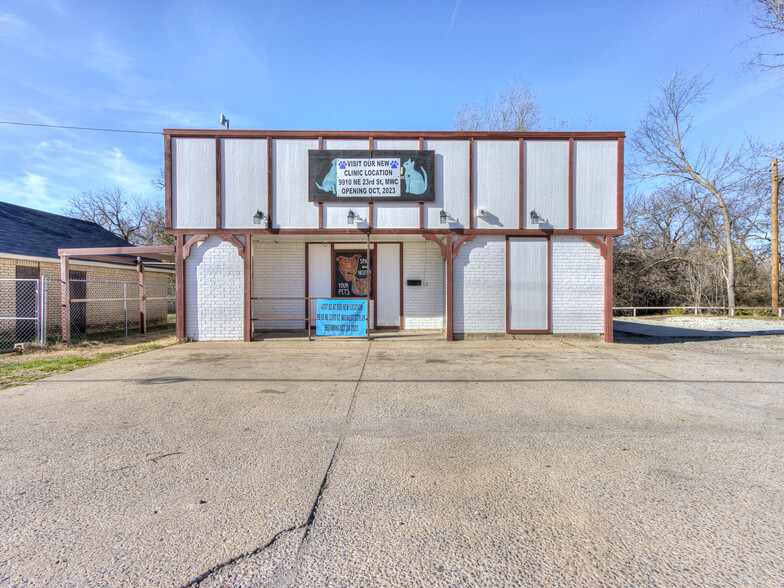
[[336, 158, 401, 198]]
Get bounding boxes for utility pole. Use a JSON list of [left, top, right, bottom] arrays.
[[773, 158, 779, 311]]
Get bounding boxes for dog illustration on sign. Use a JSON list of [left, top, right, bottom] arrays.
[[337, 255, 361, 282], [316, 158, 339, 193], [402, 159, 427, 195]]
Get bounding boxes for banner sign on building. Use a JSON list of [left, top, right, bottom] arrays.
[[309, 150, 435, 202], [315, 299, 367, 337], [334, 251, 372, 298]]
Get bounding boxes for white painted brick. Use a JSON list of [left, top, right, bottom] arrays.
[[252, 241, 306, 330], [453, 236, 506, 333], [186, 236, 244, 341], [551, 236, 604, 333], [403, 240, 445, 330]]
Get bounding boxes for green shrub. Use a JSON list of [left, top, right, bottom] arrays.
[[669, 307, 687, 316]]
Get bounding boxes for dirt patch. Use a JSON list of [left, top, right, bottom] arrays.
[[0, 330, 180, 389]]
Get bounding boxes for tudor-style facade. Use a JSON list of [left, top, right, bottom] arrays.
[[164, 129, 623, 342]]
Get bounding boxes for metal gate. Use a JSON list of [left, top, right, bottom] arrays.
[[0, 277, 46, 349]]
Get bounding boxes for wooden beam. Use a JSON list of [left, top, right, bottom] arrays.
[[221, 234, 246, 258], [244, 234, 252, 341], [183, 234, 209, 260], [138, 259, 146, 334], [175, 235, 186, 341], [58, 246, 175, 257], [605, 237, 614, 343], [582, 235, 608, 258]]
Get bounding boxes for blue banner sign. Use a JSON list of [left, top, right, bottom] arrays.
[[316, 299, 367, 337]]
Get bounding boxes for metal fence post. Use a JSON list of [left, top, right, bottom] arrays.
[[34, 279, 40, 346], [123, 282, 128, 338], [39, 276, 46, 346]]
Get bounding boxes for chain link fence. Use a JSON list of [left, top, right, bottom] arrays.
[[1, 276, 175, 349]]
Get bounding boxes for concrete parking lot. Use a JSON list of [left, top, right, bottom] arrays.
[[1, 333, 783, 586]]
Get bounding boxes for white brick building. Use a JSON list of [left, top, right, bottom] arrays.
[[165, 130, 623, 342]]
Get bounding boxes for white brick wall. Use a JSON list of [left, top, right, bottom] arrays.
[[252, 241, 306, 330], [551, 236, 605, 334], [453, 236, 506, 333], [403, 240, 445, 329], [186, 236, 244, 341]]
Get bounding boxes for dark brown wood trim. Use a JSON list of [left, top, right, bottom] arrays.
[[505, 236, 510, 333], [165, 129, 625, 141], [605, 236, 614, 343], [368, 137, 374, 149], [582, 234, 608, 258], [215, 137, 222, 229], [419, 202, 425, 229], [221, 233, 246, 258], [617, 137, 624, 231], [330, 243, 335, 296], [469, 138, 474, 230], [318, 203, 324, 229], [305, 243, 310, 328], [547, 237, 552, 334], [368, 202, 374, 229], [399, 242, 404, 328], [518, 138, 524, 229], [175, 235, 185, 341], [267, 136, 273, 228], [164, 134, 172, 229], [244, 234, 252, 341], [418, 137, 424, 149], [183, 234, 209, 260], [446, 236, 454, 341], [167, 227, 624, 237], [568, 138, 574, 230], [422, 233, 448, 258], [450, 234, 476, 259]]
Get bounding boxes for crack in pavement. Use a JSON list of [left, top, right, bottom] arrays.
[[179, 341, 373, 587], [179, 524, 305, 587], [291, 341, 372, 581]]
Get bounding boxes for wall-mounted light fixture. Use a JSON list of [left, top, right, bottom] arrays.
[[440, 210, 448, 224], [477, 208, 488, 218], [530, 210, 543, 225], [347, 209, 355, 224], [253, 210, 266, 225]]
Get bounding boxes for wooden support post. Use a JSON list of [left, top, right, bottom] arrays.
[[604, 237, 614, 343], [60, 255, 70, 344], [244, 234, 252, 342], [446, 236, 454, 341], [175, 235, 186, 341], [138, 258, 147, 334], [773, 158, 779, 310]]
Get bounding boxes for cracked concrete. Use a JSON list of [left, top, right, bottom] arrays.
[[1, 334, 784, 586]]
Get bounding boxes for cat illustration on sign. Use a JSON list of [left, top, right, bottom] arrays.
[[316, 158, 339, 193], [402, 159, 427, 195]]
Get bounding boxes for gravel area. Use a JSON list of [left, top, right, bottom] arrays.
[[619, 315, 784, 332]]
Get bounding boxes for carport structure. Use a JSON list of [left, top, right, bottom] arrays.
[[57, 246, 175, 344]]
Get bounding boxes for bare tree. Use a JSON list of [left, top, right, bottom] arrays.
[[151, 168, 165, 192], [452, 80, 541, 131], [743, 0, 784, 72], [63, 186, 169, 246], [629, 69, 756, 310]]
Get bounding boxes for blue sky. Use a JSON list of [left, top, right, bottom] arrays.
[[0, 0, 781, 214]]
